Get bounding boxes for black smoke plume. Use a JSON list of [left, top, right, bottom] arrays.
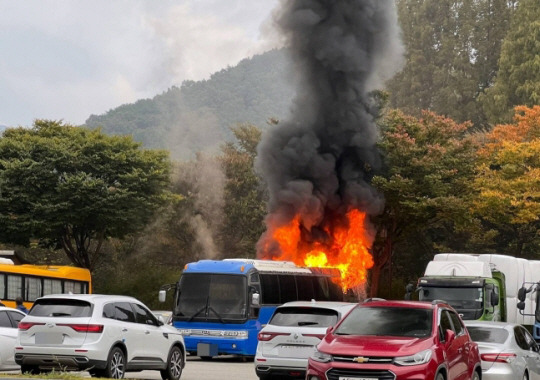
[[255, 0, 404, 258]]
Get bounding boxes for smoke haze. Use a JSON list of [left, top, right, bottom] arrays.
[[256, 0, 404, 258]]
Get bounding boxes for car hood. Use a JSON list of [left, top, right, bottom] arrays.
[[320, 334, 434, 357]]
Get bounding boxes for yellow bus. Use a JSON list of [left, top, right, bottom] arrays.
[[0, 258, 92, 310]]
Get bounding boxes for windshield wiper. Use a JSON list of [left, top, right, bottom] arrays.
[[188, 296, 209, 322], [207, 306, 225, 324], [298, 321, 318, 326]]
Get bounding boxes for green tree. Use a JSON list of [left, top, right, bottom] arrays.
[[0, 120, 171, 271], [388, 0, 515, 127], [371, 110, 479, 297], [219, 123, 267, 258], [481, 0, 540, 124], [472, 105, 540, 256]]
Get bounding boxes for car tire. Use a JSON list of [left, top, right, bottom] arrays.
[[20, 365, 39, 375], [436, 372, 445, 380], [471, 370, 480, 380], [160, 345, 184, 380], [523, 371, 529, 380], [103, 346, 126, 379]]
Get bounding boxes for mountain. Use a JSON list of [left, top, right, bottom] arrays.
[[85, 49, 295, 160]]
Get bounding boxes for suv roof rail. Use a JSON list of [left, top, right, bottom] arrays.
[[363, 297, 386, 303], [431, 299, 448, 305]]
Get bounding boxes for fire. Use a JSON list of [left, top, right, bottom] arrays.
[[268, 209, 374, 291]]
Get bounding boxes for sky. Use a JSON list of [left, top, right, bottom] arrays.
[[0, 0, 280, 128]]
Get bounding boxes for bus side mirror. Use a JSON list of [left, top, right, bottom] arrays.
[[404, 283, 414, 300], [251, 292, 260, 306], [491, 291, 499, 306], [158, 290, 166, 303], [518, 287, 527, 302]]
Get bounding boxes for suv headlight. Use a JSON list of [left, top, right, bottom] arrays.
[[311, 349, 333, 363], [394, 349, 432, 366]]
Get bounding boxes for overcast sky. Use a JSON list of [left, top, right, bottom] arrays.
[[0, 0, 280, 127]]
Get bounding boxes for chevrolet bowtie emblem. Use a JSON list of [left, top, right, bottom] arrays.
[[353, 356, 369, 363]]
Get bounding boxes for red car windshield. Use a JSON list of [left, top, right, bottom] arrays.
[[334, 306, 433, 338]]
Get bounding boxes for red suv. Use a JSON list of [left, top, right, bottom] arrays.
[[306, 299, 481, 380]]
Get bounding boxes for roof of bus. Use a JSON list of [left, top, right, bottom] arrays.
[[0, 263, 91, 280], [184, 259, 315, 274]]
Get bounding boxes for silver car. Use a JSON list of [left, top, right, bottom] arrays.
[[465, 321, 540, 380], [254, 300, 356, 380]]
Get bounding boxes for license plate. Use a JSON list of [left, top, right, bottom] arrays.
[[35, 332, 63, 344], [339, 378, 377, 380]]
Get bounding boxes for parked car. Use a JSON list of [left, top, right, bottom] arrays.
[[0, 306, 26, 371], [465, 320, 540, 380], [152, 310, 173, 325], [14, 294, 185, 379], [255, 300, 356, 379], [306, 299, 482, 380]]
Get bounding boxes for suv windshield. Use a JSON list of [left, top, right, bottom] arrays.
[[270, 307, 339, 327], [30, 299, 93, 317], [335, 306, 432, 338], [176, 273, 247, 322]]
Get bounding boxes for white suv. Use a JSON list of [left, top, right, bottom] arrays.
[[15, 294, 185, 379], [254, 300, 356, 379]]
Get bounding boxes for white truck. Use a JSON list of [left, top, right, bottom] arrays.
[[412, 253, 540, 325]]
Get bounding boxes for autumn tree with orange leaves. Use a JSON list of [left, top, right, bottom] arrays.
[[472, 105, 540, 257], [371, 110, 479, 297]]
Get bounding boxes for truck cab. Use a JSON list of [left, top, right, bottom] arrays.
[[418, 276, 502, 320]]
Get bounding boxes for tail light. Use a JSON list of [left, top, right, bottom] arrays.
[[57, 324, 104, 333], [258, 332, 288, 341], [18, 322, 45, 331], [481, 353, 517, 363]]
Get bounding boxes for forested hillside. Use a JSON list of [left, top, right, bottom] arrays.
[[85, 49, 294, 160]]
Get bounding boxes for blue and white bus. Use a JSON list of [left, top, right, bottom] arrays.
[[159, 259, 343, 358]]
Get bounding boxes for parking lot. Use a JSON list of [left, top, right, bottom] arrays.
[[0, 356, 257, 380]]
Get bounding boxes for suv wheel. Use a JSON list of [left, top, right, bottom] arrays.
[[161, 346, 184, 380], [104, 346, 126, 379], [20, 365, 39, 375]]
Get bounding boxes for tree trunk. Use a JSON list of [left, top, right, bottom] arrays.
[[369, 235, 393, 297]]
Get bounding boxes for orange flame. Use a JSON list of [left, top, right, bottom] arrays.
[[268, 209, 374, 291]]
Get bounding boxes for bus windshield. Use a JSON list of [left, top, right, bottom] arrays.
[[419, 286, 483, 319], [175, 273, 247, 322]]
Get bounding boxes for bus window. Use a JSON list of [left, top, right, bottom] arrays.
[[296, 276, 316, 300], [44, 278, 62, 295], [7, 275, 22, 299], [314, 277, 330, 300], [260, 274, 280, 304], [25, 277, 42, 301], [278, 275, 297, 303], [65, 281, 84, 294], [0, 274, 4, 299]]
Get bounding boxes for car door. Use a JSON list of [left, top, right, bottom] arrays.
[[0, 309, 24, 370], [520, 326, 540, 380], [440, 309, 463, 380], [448, 309, 472, 380], [131, 302, 170, 364], [110, 302, 139, 363]]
